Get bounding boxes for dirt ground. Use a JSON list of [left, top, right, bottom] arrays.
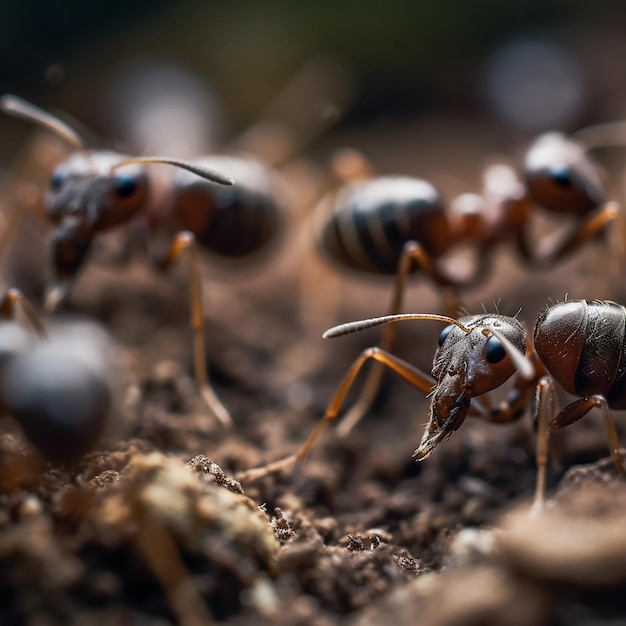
[[1, 121, 626, 626]]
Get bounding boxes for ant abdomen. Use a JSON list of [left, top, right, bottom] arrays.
[[320, 176, 450, 274], [0, 321, 115, 463], [534, 300, 626, 407], [171, 155, 282, 258]]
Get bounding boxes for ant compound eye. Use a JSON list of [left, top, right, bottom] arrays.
[[115, 175, 138, 198], [485, 335, 506, 364], [548, 165, 572, 188], [438, 324, 454, 346], [50, 170, 64, 191]]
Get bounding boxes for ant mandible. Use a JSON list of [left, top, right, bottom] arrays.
[[0, 94, 241, 427], [237, 299, 626, 509], [314, 133, 620, 433]]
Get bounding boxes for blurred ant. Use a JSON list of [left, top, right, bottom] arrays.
[[237, 299, 626, 509], [0, 288, 116, 463], [0, 94, 242, 426], [0, 62, 353, 425], [313, 134, 620, 431], [321, 134, 617, 301]]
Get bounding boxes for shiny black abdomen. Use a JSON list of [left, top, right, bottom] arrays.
[[534, 300, 626, 409]]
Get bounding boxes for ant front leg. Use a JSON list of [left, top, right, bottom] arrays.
[[516, 202, 620, 268], [153, 231, 232, 428], [337, 241, 462, 438], [235, 346, 436, 482]]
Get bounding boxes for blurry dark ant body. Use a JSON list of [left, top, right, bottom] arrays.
[[0, 95, 246, 427], [315, 134, 619, 430], [0, 289, 115, 463], [238, 299, 626, 509], [0, 62, 353, 425]]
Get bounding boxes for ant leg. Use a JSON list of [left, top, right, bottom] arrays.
[[235, 346, 435, 482], [551, 395, 624, 476], [517, 202, 619, 267], [337, 241, 461, 438], [0, 288, 45, 337], [154, 231, 232, 428], [531, 377, 555, 512]]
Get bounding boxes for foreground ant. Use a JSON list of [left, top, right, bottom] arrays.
[[0, 94, 244, 426], [0, 289, 116, 462], [315, 135, 620, 431], [237, 299, 626, 508]]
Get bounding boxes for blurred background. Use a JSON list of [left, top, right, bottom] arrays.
[[3, 0, 626, 151], [2, 0, 626, 325]]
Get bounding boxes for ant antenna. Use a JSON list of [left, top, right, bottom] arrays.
[[481, 326, 535, 380], [110, 157, 234, 187], [573, 120, 626, 150], [323, 313, 472, 338], [0, 94, 88, 153]]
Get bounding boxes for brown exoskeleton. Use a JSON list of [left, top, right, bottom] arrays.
[[237, 300, 626, 509], [315, 134, 620, 433], [0, 95, 242, 426]]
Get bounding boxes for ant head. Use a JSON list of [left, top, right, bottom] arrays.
[[434, 313, 527, 397], [47, 151, 150, 230], [413, 313, 529, 459], [524, 132, 605, 215], [324, 312, 532, 461]]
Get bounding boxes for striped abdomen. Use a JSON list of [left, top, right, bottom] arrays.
[[320, 176, 451, 274], [172, 155, 281, 258], [534, 300, 626, 409]]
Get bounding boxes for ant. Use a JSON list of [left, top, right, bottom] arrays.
[[321, 134, 617, 299], [0, 60, 353, 425], [0, 288, 116, 463], [313, 134, 620, 432], [236, 299, 626, 509], [0, 94, 244, 427]]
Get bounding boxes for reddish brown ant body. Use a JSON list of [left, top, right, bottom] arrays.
[[238, 299, 626, 508]]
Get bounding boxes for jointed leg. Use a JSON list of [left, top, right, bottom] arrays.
[[235, 346, 436, 482], [532, 377, 554, 512], [155, 231, 232, 428], [551, 394, 625, 476], [517, 202, 619, 267], [337, 241, 460, 438]]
